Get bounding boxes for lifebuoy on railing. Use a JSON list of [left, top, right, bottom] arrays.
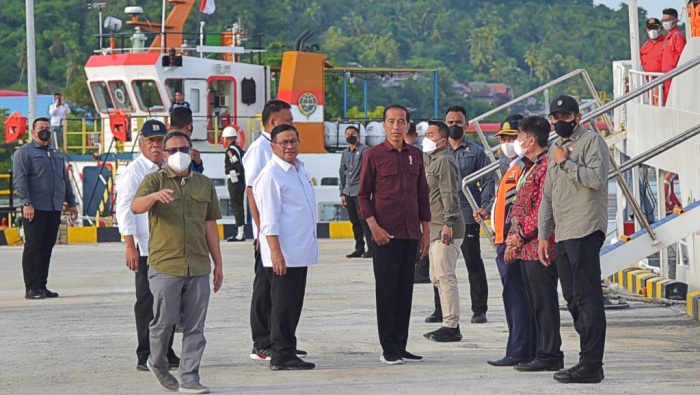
[[4, 112, 27, 144], [109, 110, 132, 142]]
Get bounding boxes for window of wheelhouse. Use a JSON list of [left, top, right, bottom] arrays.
[[132, 80, 165, 112], [165, 78, 183, 105], [89, 81, 115, 113], [108, 81, 134, 112]]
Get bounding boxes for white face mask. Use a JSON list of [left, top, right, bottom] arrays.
[[421, 137, 439, 154], [662, 21, 675, 31], [167, 151, 192, 172], [500, 142, 517, 158], [647, 29, 660, 40], [513, 139, 529, 157]]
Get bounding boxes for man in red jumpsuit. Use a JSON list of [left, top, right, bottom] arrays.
[[661, 8, 687, 104]]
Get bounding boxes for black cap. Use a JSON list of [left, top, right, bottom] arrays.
[[646, 18, 661, 29], [549, 95, 579, 116], [141, 120, 167, 138]]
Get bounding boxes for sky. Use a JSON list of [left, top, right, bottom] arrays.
[[594, 1, 686, 19]]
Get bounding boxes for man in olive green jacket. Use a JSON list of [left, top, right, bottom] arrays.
[[421, 121, 465, 343]]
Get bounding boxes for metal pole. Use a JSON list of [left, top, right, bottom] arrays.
[[342, 71, 347, 119], [99, 9, 103, 49], [461, 178, 496, 249], [629, 0, 641, 72], [26, 0, 37, 123], [363, 78, 368, 119], [161, 0, 167, 53], [433, 71, 438, 119]]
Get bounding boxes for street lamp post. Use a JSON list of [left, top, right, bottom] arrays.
[[88, 3, 107, 49]]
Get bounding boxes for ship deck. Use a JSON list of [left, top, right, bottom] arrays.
[[1, 239, 698, 394]]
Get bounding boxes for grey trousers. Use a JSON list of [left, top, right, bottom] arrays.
[[148, 267, 210, 384]]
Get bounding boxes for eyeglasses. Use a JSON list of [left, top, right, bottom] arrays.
[[273, 139, 300, 148], [165, 146, 191, 155]]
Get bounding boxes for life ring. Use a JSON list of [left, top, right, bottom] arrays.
[[664, 172, 682, 213], [114, 88, 126, 105]]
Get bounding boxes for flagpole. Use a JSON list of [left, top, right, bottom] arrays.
[[161, 0, 166, 53], [26, 0, 37, 122]]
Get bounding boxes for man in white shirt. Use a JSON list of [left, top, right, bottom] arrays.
[[253, 124, 317, 370], [48, 92, 71, 150], [115, 120, 178, 372], [242, 100, 307, 362]]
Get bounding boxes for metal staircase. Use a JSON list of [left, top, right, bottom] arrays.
[[460, 55, 700, 280]]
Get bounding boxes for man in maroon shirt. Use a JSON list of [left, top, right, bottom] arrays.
[[358, 104, 431, 365]]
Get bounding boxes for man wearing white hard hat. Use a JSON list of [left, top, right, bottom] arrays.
[[222, 126, 246, 241]]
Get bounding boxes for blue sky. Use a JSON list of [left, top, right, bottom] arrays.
[[593, 1, 685, 19]]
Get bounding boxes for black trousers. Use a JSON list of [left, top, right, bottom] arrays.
[[250, 240, 272, 350], [374, 238, 417, 357], [227, 181, 246, 226], [344, 195, 372, 253], [415, 250, 429, 278], [495, 244, 536, 359], [135, 256, 176, 364], [22, 210, 61, 292], [266, 266, 308, 363], [521, 259, 563, 362], [434, 223, 488, 314], [556, 231, 607, 369]]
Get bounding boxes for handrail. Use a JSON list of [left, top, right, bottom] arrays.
[[463, 54, 700, 188], [462, 55, 700, 246], [608, 123, 700, 180]]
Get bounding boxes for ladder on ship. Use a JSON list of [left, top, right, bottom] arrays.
[[460, 55, 700, 280]]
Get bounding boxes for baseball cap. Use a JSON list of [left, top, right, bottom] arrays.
[[141, 120, 167, 138], [646, 18, 661, 29], [495, 119, 520, 137], [222, 126, 238, 138], [549, 95, 579, 116]]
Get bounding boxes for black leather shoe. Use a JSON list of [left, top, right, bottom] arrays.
[[471, 312, 487, 324], [42, 289, 59, 298], [425, 311, 443, 323], [553, 363, 604, 384], [346, 250, 364, 258], [270, 357, 315, 370], [168, 356, 180, 370], [25, 290, 46, 300], [136, 362, 149, 372], [428, 326, 462, 342], [361, 251, 373, 258], [487, 356, 531, 367], [514, 359, 564, 372]]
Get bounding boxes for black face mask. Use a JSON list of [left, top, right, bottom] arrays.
[[345, 135, 358, 144], [448, 125, 464, 140], [554, 118, 577, 138], [37, 129, 51, 142]]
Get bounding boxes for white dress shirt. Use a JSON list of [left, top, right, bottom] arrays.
[[49, 102, 71, 127], [253, 155, 318, 268], [115, 154, 161, 256], [242, 130, 272, 236]]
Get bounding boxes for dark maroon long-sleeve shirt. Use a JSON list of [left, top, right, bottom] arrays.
[[358, 139, 431, 240]]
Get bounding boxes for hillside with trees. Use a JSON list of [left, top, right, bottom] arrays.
[[0, 0, 650, 120]]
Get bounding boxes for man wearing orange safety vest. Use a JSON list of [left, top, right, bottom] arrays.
[[661, 8, 687, 103], [687, 0, 700, 37], [484, 116, 536, 367], [640, 18, 665, 73]]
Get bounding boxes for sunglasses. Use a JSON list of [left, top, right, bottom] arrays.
[[165, 146, 191, 155]]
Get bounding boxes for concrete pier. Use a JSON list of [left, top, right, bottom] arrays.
[[1, 239, 698, 394]]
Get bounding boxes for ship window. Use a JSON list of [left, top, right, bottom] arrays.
[[165, 79, 184, 102], [132, 80, 164, 112], [189, 89, 200, 112], [318, 203, 349, 222], [90, 82, 114, 113], [108, 81, 133, 112]]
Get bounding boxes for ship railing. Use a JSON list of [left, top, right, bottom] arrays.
[[628, 69, 665, 107], [462, 55, 700, 248]]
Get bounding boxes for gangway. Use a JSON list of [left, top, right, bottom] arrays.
[[461, 55, 700, 277], [600, 201, 700, 279]]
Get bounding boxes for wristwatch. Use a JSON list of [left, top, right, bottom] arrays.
[[559, 158, 568, 170], [444, 218, 455, 227]]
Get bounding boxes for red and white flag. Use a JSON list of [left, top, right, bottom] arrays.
[[200, 0, 215, 14]]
